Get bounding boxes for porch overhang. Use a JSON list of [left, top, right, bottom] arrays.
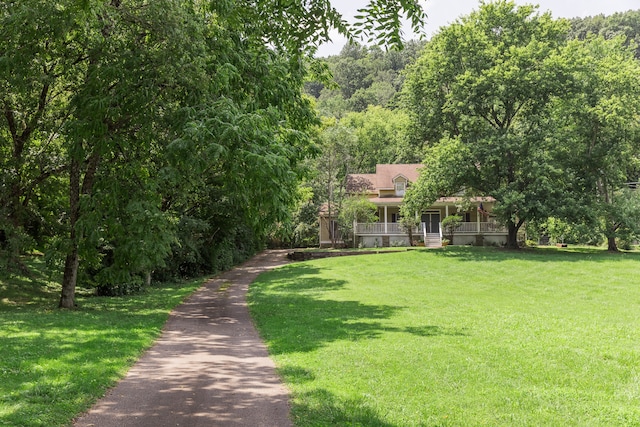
[[367, 195, 496, 207], [368, 197, 403, 206]]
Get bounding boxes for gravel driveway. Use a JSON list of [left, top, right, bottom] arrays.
[[74, 250, 292, 427]]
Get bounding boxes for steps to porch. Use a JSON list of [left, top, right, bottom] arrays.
[[424, 233, 442, 248]]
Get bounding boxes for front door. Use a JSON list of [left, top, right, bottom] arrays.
[[421, 212, 441, 234]]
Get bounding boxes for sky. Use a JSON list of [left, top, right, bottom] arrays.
[[315, 0, 640, 57]]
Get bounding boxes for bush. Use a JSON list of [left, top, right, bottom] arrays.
[[441, 215, 462, 241], [96, 277, 147, 296], [0, 222, 35, 273], [618, 239, 634, 251], [152, 216, 263, 283]]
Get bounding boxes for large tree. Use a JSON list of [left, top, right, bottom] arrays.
[[313, 122, 356, 248], [402, 1, 571, 248], [550, 36, 640, 251], [2, 0, 427, 307], [0, 0, 81, 263]]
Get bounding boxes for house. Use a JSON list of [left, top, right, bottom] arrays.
[[319, 164, 508, 248]]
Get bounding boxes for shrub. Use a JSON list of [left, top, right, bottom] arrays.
[[96, 277, 147, 296], [441, 215, 462, 241]]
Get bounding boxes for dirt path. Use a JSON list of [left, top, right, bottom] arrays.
[[74, 250, 292, 427]]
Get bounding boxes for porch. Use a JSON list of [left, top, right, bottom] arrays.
[[355, 221, 507, 235], [355, 220, 508, 248]]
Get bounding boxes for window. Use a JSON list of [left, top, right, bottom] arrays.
[[395, 181, 406, 195], [391, 213, 400, 223]]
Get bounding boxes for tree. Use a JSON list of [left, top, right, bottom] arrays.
[[549, 36, 640, 251], [568, 10, 640, 59], [603, 188, 640, 249], [441, 214, 462, 242], [58, 0, 224, 307], [0, 0, 81, 265], [338, 196, 378, 247], [399, 215, 420, 246], [332, 45, 373, 99], [341, 106, 419, 173], [310, 40, 426, 118], [2, 0, 428, 307], [402, 1, 571, 248], [314, 123, 355, 248]]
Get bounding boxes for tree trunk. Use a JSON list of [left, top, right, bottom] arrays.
[[506, 221, 519, 249], [607, 236, 618, 252], [59, 152, 99, 308], [59, 157, 81, 308], [59, 249, 79, 308]]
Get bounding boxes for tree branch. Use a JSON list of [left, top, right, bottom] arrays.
[[3, 101, 18, 146]]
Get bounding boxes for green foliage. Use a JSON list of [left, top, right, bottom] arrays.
[[268, 185, 320, 248], [96, 277, 147, 297], [527, 218, 603, 246], [549, 36, 640, 250], [569, 9, 640, 59], [0, 220, 34, 269], [338, 196, 378, 244], [341, 106, 420, 171], [402, 136, 472, 215], [1, 0, 428, 304], [310, 123, 357, 247], [0, 0, 78, 250], [250, 248, 640, 426], [351, 0, 426, 48], [311, 41, 426, 117], [605, 188, 640, 245], [441, 214, 462, 241], [292, 191, 322, 248], [402, 7, 640, 252], [214, 0, 426, 54]]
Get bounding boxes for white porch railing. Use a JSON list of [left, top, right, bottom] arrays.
[[447, 221, 508, 234], [355, 221, 507, 235], [479, 222, 507, 233], [455, 222, 478, 233], [356, 223, 422, 235]]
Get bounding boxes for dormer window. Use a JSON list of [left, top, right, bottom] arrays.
[[395, 181, 406, 196]]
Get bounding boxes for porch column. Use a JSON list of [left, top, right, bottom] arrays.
[[445, 205, 449, 218], [353, 219, 357, 248], [477, 205, 481, 232], [384, 205, 388, 233]]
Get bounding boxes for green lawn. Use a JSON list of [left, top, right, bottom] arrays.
[[0, 257, 203, 427], [248, 246, 640, 426]]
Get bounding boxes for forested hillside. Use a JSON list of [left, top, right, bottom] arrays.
[[569, 9, 640, 58]]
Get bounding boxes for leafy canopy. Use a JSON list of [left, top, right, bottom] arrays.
[[402, 0, 571, 248]]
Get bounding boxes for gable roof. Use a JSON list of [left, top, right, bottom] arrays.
[[348, 164, 422, 191]]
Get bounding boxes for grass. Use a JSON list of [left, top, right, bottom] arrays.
[[248, 246, 640, 426], [0, 256, 203, 427]]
